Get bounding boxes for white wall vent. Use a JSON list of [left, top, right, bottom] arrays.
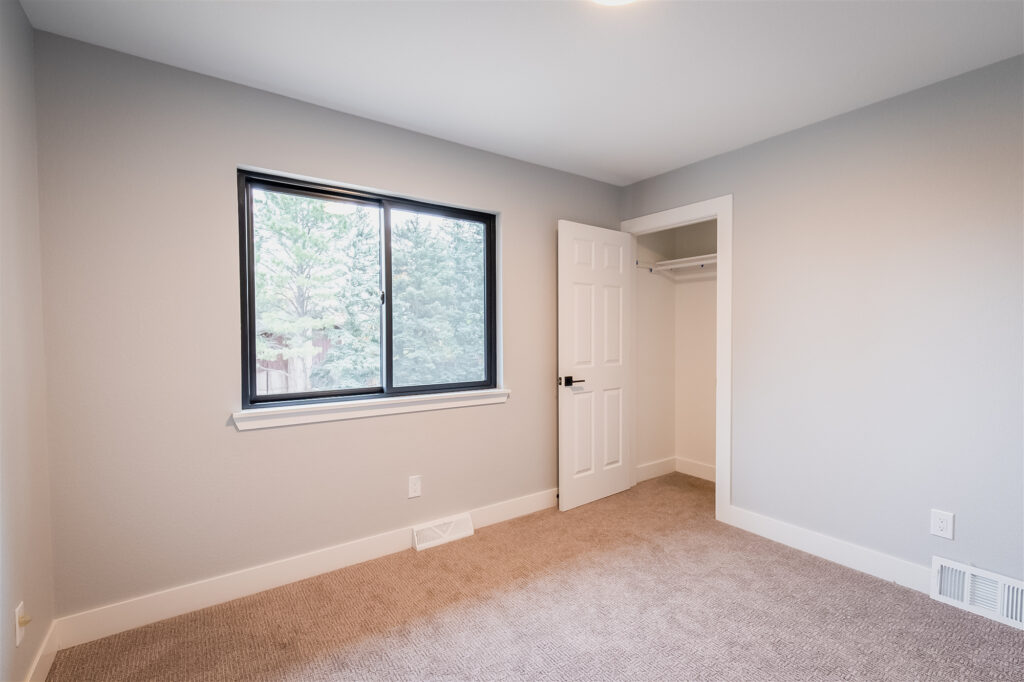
[[412, 512, 474, 551], [931, 557, 1024, 630]]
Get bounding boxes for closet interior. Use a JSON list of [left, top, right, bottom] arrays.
[[635, 219, 718, 482]]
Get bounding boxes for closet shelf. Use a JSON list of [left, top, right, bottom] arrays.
[[635, 253, 717, 273]]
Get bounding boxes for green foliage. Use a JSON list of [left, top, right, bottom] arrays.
[[253, 190, 380, 393], [253, 191, 487, 395], [391, 210, 486, 386]]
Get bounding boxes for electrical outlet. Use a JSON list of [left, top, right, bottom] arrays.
[[15, 602, 26, 647], [408, 475, 422, 499], [930, 509, 954, 540]]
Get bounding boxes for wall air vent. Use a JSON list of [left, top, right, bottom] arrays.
[[412, 512, 474, 551], [931, 557, 1024, 630]]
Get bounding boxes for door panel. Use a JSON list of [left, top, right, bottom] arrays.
[[604, 388, 622, 467], [573, 391, 595, 475], [603, 286, 622, 364], [557, 220, 633, 511], [573, 284, 594, 365]]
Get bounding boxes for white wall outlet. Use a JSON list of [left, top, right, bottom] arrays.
[[930, 509, 954, 540], [408, 475, 422, 499], [15, 601, 26, 647]]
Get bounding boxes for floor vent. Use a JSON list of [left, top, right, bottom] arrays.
[[412, 512, 474, 551], [1004, 583, 1024, 626], [931, 557, 1024, 630]]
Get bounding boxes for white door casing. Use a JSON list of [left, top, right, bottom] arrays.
[[619, 194, 732, 520], [557, 220, 634, 511]]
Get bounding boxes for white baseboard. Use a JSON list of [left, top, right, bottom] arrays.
[[25, 620, 58, 682], [636, 457, 715, 482], [471, 488, 557, 528], [643, 455, 924, 594], [48, 487, 557, 653], [718, 504, 931, 593], [635, 457, 677, 482], [675, 456, 715, 481], [36, 474, 932, 673]]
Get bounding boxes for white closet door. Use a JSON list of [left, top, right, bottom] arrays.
[[557, 220, 634, 511]]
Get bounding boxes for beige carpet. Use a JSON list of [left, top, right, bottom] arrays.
[[48, 474, 1023, 681]]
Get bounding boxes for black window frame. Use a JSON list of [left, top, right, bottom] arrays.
[[238, 170, 497, 410]]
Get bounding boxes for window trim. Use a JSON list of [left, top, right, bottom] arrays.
[[238, 170, 498, 410], [231, 387, 511, 431]]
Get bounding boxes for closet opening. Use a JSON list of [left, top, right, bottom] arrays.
[[634, 218, 718, 487]]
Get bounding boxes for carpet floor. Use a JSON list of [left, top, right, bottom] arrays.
[[48, 474, 1024, 681]]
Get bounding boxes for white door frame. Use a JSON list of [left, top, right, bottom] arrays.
[[620, 194, 733, 520]]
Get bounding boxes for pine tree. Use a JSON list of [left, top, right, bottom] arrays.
[[252, 191, 486, 394], [252, 190, 381, 393], [391, 210, 486, 386]]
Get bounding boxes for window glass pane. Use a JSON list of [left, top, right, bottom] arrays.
[[391, 209, 487, 387], [252, 188, 381, 395]]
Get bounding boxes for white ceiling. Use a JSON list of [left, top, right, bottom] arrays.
[[20, 0, 1024, 186]]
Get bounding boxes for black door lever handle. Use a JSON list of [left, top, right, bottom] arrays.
[[563, 376, 585, 387]]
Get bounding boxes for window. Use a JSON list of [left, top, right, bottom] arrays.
[[238, 170, 496, 409]]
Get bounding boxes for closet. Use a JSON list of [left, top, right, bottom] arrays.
[[635, 219, 718, 482]]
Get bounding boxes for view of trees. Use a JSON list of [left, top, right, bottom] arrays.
[[391, 209, 487, 387], [252, 189, 381, 395], [251, 189, 487, 395]]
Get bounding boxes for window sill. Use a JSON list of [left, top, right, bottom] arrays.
[[231, 388, 511, 431]]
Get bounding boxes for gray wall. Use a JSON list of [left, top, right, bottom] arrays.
[[0, 1, 56, 678], [35, 34, 622, 616], [624, 56, 1024, 579]]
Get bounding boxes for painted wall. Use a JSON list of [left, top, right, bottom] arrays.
[[674, 280, 716, 476], [673, 220, 717, 477], [35, 34, 621, 616], [674, 219, 716, 259], [624, 56, 1024, 579], [0, 2, 56, 678], [634, 232, 676, 466]]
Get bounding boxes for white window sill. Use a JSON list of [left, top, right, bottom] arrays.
[[231, 388, 510, 431]]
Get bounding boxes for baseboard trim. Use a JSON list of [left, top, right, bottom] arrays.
[[675, 456, 715, 481], [41, 479, 931, 662], [25, 619, 58, 682], [50, 487, 557, 652], [635, 457, 677, 482], [718, 504, 931, 593], [471, 488, 557, 528]]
